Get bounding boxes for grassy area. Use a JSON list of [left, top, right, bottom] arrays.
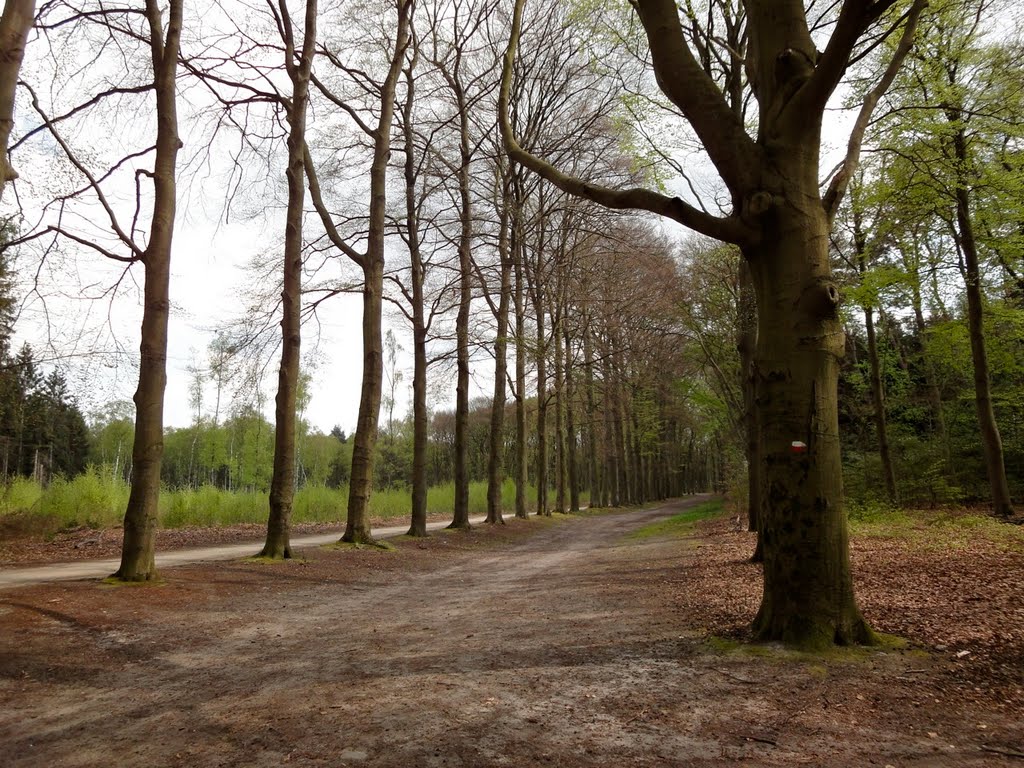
[[0, 473, 573, 536], [627, 499, 725, 540], [847, 499, 1024, 551]]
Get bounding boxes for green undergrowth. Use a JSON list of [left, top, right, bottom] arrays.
[[847, 500, 1024, 551], [627, 499, 725, 540], [0, 473, 578, 537]]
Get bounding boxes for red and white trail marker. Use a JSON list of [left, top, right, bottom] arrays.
[[790, 441, 807, 453]]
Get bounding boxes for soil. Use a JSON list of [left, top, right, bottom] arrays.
[[1, 497, 1022, 767]]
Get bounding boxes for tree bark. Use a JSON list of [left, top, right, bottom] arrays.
[[747, 200, 872, 648], [512, 208, 529, 519], [114, 0, 182, 582], [485, 174, 512, 525], [738, 260, 763, 560], [448, 63, 473, 531], [401, 43, 429, 538], [342, 1, 411, 544], [345, 258, 384, 544], [0, 0, 33, 202], [565, 327, 580, 512], [262, 0, 318, 560]]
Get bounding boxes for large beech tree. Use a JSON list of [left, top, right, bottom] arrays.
[[501, 0, 926, 647]]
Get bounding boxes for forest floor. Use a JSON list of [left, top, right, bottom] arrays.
[[1, 497, 1022, 767]]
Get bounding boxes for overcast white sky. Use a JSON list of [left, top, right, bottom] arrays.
[[3, 0, 866, 438]]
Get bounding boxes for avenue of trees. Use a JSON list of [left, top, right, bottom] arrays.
[[0, 0, 1020, 648]]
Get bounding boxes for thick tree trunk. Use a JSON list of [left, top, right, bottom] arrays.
[[0, 0, 33, 203], [263, 0, 317, 560], [747, 201, 872, 649], [954, 180, 1015, 519], [114, 0, 182, 582]]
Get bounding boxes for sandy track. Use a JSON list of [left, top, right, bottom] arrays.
[[0, 515, 492, 589], [1, 496, 1018, 767]]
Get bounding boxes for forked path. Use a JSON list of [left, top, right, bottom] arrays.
[[1, 495, 1008, 767]]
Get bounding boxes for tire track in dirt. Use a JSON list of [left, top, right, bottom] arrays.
[[1, 498, 710, 767], [4, 494, 1008, 767]]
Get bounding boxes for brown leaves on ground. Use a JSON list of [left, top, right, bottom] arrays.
[[675, 511, 1024, 711]]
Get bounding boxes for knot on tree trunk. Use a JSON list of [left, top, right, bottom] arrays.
[[774, 47, 816, 88], [743, 190, 778, 222], [799, 280, 841, 321], [1, 159, 17, 182]]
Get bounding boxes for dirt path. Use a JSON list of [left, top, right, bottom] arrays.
[[0, 515, 492, 589], [1, 497, 1020, 767]]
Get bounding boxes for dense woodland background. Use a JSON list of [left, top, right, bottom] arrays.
[[0, 0, 1020, 537]]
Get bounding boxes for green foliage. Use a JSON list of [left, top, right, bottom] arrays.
[[848, 503, 1024, 552], [0, 467, 129, 533], [160, 485, 267, 528], [0, 475, 558, 535]]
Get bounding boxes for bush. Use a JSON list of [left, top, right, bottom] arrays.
[[0, 474, 580, 535]]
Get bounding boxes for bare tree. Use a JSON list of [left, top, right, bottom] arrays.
[[259, 0, 318, 560], [10, 0, 185, 580], [305, 0, 413, 544]]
